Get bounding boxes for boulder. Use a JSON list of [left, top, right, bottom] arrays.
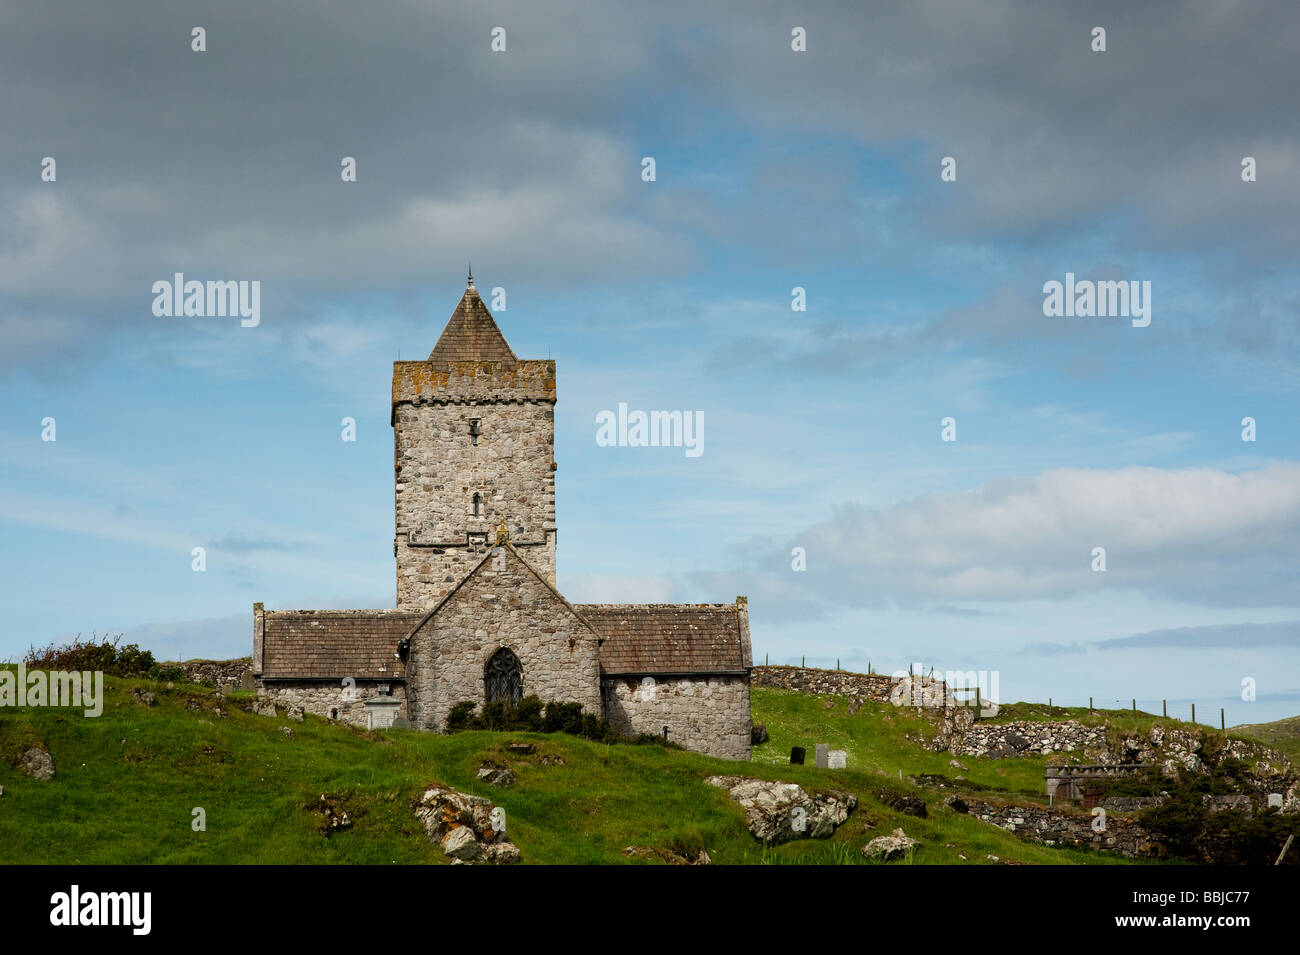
[[286, 705, 305, 723], [252, 699, 277, 718], [441, 826, 482, 861], [18, 747, 54, 781], [130, 687, 156, 706], [477, 765, 516, 787], [862, 827, 919, 861], [506, 742, 535, 755], [413, 784, 519, 865], [706, 775, 855, 844], [751, 723, 769, 745]]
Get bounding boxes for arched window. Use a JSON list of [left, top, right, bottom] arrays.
[[484, 647, 523, 705], [472, 492, 482, 517]]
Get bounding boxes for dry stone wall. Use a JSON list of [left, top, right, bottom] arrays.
[[604, 674, 750, 760], [966, 799, 1158, 858], [167, 658, 252, 688], [752, 665, 951, 704]]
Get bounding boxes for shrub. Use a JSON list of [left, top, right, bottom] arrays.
[[447, 701, 478, 731], [24, 633, 160, 678]]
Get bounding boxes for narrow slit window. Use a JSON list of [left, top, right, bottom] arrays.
[[472, 492, 482, 517], [469, 419, 481, 445]]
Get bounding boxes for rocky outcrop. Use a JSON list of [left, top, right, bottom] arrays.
[[476, 764, 516, 787], [706, 775, 856, 844], [413, 785, 520, 864], [862, 827, 919, 861], [17, 747, 54, 781]]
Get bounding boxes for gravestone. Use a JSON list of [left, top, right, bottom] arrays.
[[828, 750, 847, 769], [392, 716, 412, 730], [1268, 793, 1283, 809], [240, 670, 256, 692], [815, 744, 829, 768], [790, 746, 805, 765], [364, 697, 401, 730]]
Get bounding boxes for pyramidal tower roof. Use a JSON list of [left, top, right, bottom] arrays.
[[428, 269, 518, 363]]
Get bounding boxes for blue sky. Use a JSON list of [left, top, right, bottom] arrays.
[[1, 1, 1297, 726]]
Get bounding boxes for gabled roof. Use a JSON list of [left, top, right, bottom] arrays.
[[259, 610, 422, 680], [428, 278, 517, 363], [401, 540, 599, 645], [578, 604, 750, 675]]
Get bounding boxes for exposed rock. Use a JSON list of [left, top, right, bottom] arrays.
[[286, 705, 305, 723], [949, 759, 968, 771], [862, 827, 918, 861], [280, 726, 295, 739], [441, 826, 482, 861], [130, 687, 156, 706], [18, 747, 54, 781], [482, 841, 521, 865], [252, 699, 277, 718], [622, 845, 711, 865], [877, 791, 927, 818], [751, 723, 769, 745], [706, 775, 855, 844], [312, 794, 352, 836], [538, 754, 566, 766], [413, 784, 519, 865], [477, 765, 516, 787], [943, 793, 969, 813], [506, 742, 535, 755]]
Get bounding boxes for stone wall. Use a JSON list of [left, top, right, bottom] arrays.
[[165, 658, 252, 689], [257, 681, 407, 727], [393, 359, 557, 609], [604, 674, 751, 760], [752, 665, 953, 705], [965, 799, 1158, 858], [405, 544, 601, 733], [940, 720, 1112, 758]]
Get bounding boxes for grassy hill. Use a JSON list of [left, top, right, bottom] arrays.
[[0, 670, 1253, 864], [1232, 715, 1300, 763]]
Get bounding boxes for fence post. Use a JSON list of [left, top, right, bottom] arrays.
[[1089, 696, 1093, 711], [1162, 699, 1167, 718], [1191, 703, 1196, 724], [801, 655, 805, 669], [1221, 708, 1225, 730], [1132, 698, 1136, 714]]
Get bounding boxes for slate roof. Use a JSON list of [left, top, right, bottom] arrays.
[[577, 604, 750, 675], [259, 610, 422, 680], [428, 279, 517, 363]]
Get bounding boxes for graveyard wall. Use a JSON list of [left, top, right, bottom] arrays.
[[165, 658, 253, 689]]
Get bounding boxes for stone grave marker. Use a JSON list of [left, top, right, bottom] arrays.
[[815, 743, 829, 768], [827, 750, 847, 769], [790, 746, 806, 765], [1268, 793, 1283, 809]]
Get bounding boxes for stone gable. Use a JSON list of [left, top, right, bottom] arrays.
[[404, 544, 602, 732]]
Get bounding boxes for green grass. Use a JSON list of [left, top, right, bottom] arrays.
[[0, 673, 1163, 864], [1232, 715, 1300, 763]]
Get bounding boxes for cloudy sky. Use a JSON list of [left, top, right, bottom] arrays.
[[2, 1, 1297, 724]]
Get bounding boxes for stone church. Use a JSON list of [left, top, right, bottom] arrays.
[[251, 273, 752, 759]]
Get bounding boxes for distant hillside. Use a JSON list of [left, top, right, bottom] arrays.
[[1232, 715, 1300, 763]]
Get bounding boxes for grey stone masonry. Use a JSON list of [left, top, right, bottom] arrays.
[[603, 674, 751, 760], [393, 359, 557, 608], [404, 543, 602, 733]]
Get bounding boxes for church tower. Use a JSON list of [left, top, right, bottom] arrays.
[[391, 272, 557, 608]]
